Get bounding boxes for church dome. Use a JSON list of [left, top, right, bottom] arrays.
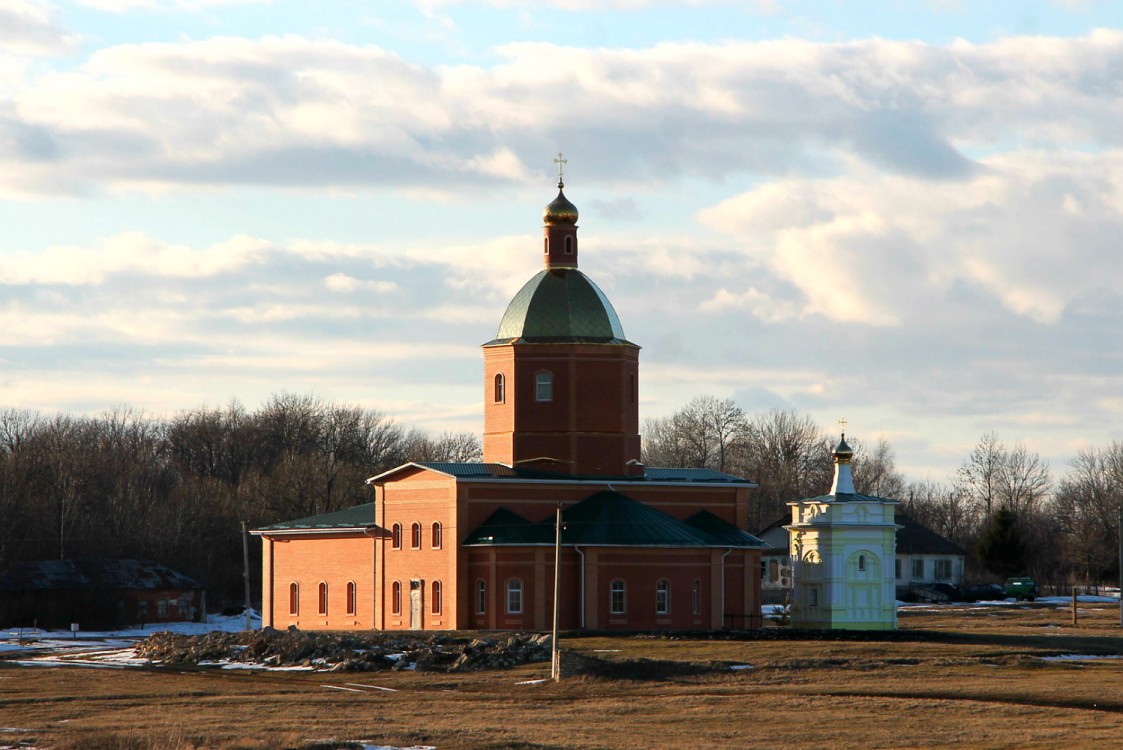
[[543, 188, 578, 226], [487, 268, 632, 345]]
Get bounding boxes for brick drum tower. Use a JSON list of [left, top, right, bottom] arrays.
[[481, 176, 641, 476]]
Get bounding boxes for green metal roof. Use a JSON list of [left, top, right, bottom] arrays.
[[799, 492, 898, 504], [560, 491, 712, 546], [461, 508, 553, 545], [685, 510, 767, 548], [370, 461, 754, 486], [464, 491, 764, 549], [485, 268, 634, 346], [255, 503, 376, 532]]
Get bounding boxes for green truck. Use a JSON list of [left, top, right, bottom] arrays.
[[1004, 577, 1039, 601]]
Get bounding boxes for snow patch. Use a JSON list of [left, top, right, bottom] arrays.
[[1042, 654, 1123, 662]]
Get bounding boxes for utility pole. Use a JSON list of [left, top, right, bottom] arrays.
[[1118, 504, 1122, 628], [551, 503, 562, 681], [242, 521, 253, 632]]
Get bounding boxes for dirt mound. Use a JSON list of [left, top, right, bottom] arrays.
[[136, 628, 552, 672]]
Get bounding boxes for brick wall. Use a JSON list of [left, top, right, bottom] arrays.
[[263, 533, 375, 630]]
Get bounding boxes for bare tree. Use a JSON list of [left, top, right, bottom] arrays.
[[734, 409, 832, 531], [641, 415, 692, 468], [641, 395, 748, 472], [850, 437, 907, 499], [1050, 443, 1123, 584], [404, 429, 483, 464], [999, 443, 1051, 521], [902, 479, 973, 550], [956, 432, 1005, 521]]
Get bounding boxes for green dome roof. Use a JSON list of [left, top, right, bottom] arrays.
[[486, 268, 633, 345]]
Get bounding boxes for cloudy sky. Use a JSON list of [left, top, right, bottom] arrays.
[[2, 0, 1122, 482]]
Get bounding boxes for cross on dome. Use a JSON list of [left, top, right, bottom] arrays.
[[554, 152, 567, 188]]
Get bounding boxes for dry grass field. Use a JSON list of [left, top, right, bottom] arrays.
[[4, 601, 1123, 750]]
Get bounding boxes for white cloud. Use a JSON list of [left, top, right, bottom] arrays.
[[698, 287, 799, 323], [698, 150, 1123, 326], [74, 0, 271, 11], [0, 0, 77, 56], [0, 233, 269, 285], [323, 273, 400, 294], [5, 32, 1123, 194], [416, 0, 776, 10]]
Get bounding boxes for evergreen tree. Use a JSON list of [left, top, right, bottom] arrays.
[[976, 505, 1025, 577]]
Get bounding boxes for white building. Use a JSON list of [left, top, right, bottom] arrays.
[[895, 513, 966, 598], [787, 433, 899, 630]]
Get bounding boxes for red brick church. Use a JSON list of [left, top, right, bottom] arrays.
[[254, 173, 766, 631]]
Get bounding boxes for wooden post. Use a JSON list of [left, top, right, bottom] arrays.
[[242, 521, 253, 632], [1072, 588, 1078, 626], [551, 503, 562, 681]]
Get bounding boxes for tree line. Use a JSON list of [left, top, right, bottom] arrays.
[[0, 394, 480, 607], [643, 395, 1123, 589], [3, 391, 1119, 607]]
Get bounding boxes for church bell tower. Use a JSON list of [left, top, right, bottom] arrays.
[[482, 159, 641, 476]]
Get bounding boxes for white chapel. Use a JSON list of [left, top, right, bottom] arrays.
[[787, 431, 899, 630]]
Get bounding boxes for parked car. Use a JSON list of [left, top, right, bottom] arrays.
[[962, 583, 1007, 602], [909, 583, 962, 603], [1004, 577, 1039, 601]]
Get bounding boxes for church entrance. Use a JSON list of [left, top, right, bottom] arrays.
[[409, 579, 424, 630]]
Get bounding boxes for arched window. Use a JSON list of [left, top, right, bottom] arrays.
[[692, 580, 701, 615], [432, 522, 442, 549], [564, 235, 574, 255], [858, 554, 867, 572], [476, 580, 486, 614], [392, 581, 402, 615], [289, 583, 299, 616], [656, 579, 670, 615], [494, 373, 505, 403], [629, 373, 637, 404], [318, 582, 328, 616], [544, 237, 549, 255], [535, 370, 553, 402], [506, 579, 523, 614], [411, 522, 422, 549], [346, 581, 356, 616], [391, 523, 402, 550], [432, 580, 442, 614], [610, 579, 626, 615]]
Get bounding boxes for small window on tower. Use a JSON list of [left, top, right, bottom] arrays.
[[544, 237, 549, 255], [564, 236, 574, 255], [494, 373, 505, 403], [535, 370, 553, 402]]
